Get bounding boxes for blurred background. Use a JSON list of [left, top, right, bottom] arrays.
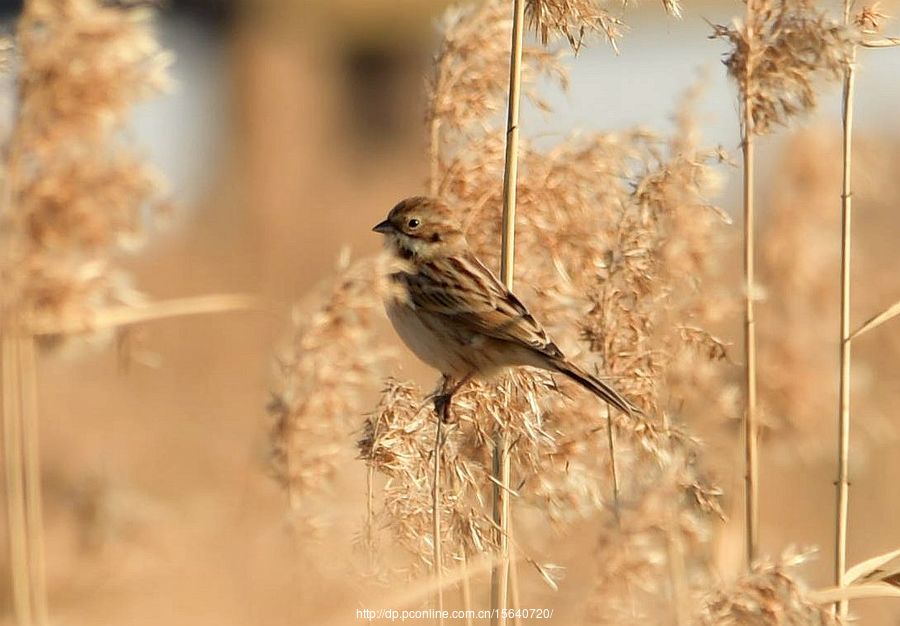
[[2, 0, 900, 624]]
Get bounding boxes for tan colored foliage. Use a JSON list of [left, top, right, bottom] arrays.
[[712, 0, 851, 135], [0, 0, 172, 334]]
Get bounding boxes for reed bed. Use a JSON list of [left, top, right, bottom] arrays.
[[0, 2, 172, 623], [4, 0, 900, 624], [269, 0, 900, 623], [0, 3, 259, 624]]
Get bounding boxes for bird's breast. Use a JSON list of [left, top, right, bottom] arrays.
[[384, 297, 444, 369]]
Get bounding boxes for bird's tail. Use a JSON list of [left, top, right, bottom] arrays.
[[551, 359, 639, 416]]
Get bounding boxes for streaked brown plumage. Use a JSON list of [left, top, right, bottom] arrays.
[[373, 196, 638, 421]]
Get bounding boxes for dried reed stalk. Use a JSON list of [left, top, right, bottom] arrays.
[[0, 324, 47, 626], [432, 417, 445, 621], [713, 0, 850, 569], [491, 0, 527, 622], [365, 450, 376, 571], [831, 2, 900, 617], [26, 294, 268, 337], [429, 82, 446, 620], [741, 0, 760, 569], [834, 0, 856, 616], [2, 326, 35, 626], [20, 334, 47, 626], [604, 403, 619, 514]]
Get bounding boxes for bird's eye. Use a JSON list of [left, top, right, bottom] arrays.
[[407, 218, 421, 229]]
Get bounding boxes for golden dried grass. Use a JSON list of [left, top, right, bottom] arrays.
[[264, 0, 900, 618], [274, 1, 740, 622], [3, 0, 899, 624], [1, 0, 173, 334], [1, 2, 173, 624]]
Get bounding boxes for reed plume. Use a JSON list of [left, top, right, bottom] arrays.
[[269, 256, 391, 517], [1, 0, 173, 338], [700, 549, 840, 626], [1, 2, 172, 624]]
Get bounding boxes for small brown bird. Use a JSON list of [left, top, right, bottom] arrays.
[[373, 196, 638, 422]]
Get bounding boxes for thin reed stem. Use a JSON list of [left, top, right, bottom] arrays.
[[742, 128, 759, 567], [428, 34, 449, 198], [604, 404, 620, 515], [835, 1, 856, 617], [492, 0, 526, 623], [490, 430, 511, 626], [432, 418, 445, 623], [429, 110, 443, 199], [427, 50, 449, 618], [366, 461, 376, 571], [19, 335, 48, 626], [499, 8, 524, 287], [430, 116, 442, 197], [0, 85, 32, 626], [3, 328, 34, 626], [741, 0, 760, 568], [429, 83, 446, 622], [27, 294, 269, 337], [599, 313, 621, 515]]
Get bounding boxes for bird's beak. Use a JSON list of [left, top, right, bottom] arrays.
[[372, 219, 394, 234]]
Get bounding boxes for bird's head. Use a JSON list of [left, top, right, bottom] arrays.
[[372, 196, 466, 261]]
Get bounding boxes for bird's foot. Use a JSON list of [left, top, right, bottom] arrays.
[[434, 394, 456, 424]]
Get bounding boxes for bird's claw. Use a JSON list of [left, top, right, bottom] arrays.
[[434, 394, 456, 424]]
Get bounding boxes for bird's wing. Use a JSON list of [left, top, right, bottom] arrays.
[[398, 253, 564, 359]]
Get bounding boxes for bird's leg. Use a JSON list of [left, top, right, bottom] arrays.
[[434, 373, 474, 424], [434, 376, 453, 422]]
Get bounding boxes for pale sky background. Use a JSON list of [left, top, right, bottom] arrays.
[[135, 4, 900, 212]]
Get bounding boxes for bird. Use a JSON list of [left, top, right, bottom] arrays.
[[372, 196, 638, 422]]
